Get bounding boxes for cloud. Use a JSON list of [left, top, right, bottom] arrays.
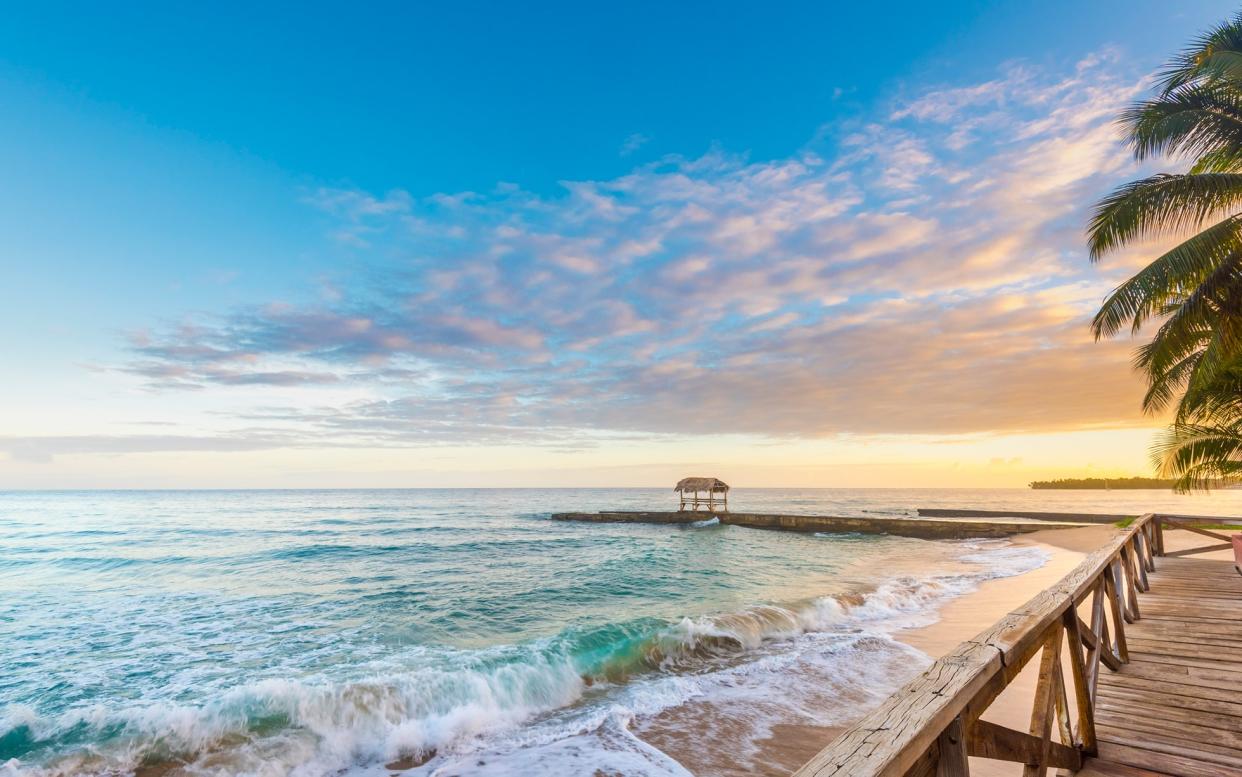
[[118, 52, 1161, 450], [0, 434, 294, 463], [620, 132, 651, 156]]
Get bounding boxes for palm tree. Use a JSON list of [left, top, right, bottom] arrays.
[[1089, 12, 1242, 422], [1088, 12, 1242, 489]]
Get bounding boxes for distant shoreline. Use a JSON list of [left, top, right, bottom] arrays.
[[1029, 477, 1174, 490]]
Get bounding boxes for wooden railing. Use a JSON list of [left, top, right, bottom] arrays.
[[792, 512, 1238, 777]]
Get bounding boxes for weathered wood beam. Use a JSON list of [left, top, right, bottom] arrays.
[[1164, 521, 1236, 543], [1063, 609, 1098, 754], [935, 716, 970, 777], [1077, 614, 1122, 672], [1120, 547, 1141, 622], [1132, 533, 1151, 590], [1023, 622, 1064, 777], [968, 719, 1081, 771], [1165, 542, 1233, 558], [792, 644, 1002, 777], [1105, 562, 1130, 662]]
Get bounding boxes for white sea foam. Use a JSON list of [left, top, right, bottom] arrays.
[[3, 540, 1048, 777]]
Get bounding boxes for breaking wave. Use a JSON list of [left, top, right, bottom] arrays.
[[1, 539, 1047, 777]]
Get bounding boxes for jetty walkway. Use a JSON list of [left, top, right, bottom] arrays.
[[791, 513, 1242, 777], [551, 510, 1095, 540]]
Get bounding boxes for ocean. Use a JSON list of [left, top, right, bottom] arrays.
[[2, 488, 1240, 776]]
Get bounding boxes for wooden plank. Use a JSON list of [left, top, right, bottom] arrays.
[[1143, 561, 1237, 577], [1137, 589, 1242, 604], [1095, 677, 1242, 717], [1124, 652, 1242, 679], [1110, 660, 1242, 691], [1140, 601, 1242, 619], [1138, 610, 1242, 627], [1139, 576, 1240, 590], [1073, 760, 1177, 777], [1140, 585, 1241, 599], [1097, 672, 1242, 704], [1096, 714, 1242, 763], [1121, 640, 1242, 665], [1124, 624, 1242, 644], [1133, 591, 1242, 608], [1097, 729, 1242, 770], [1096, 695, 1242, 734], [1096, 741, 1242, 777]]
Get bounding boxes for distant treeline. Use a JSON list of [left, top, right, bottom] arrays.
[[1028, 477, 1175, 490]]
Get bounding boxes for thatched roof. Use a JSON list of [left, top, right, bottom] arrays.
[[674, 477, 730, 493]]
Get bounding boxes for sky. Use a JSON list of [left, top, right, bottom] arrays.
[[2, 1, 1238, 489]]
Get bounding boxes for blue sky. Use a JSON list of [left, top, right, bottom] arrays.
[[2, 1, 1237, 487]]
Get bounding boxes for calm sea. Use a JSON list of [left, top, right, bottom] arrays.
[[2, 488, 1239, 776]]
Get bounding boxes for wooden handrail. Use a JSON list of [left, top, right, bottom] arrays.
[[790, 512, 1219, 777]]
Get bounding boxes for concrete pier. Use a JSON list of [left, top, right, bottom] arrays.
[[550, 511, 1093, 540], [916, 507, 1133, 523]]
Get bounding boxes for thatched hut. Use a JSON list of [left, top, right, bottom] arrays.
[[674, 477, 730, 512]]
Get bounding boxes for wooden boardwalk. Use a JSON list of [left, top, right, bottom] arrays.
[[791, 513, 1242, 777], [1083, 555, 1242, 777]]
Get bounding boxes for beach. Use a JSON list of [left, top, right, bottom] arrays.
[[632, 524, 1117, 776]]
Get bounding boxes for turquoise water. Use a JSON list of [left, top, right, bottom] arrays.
[[1, 488, 1235, 776]]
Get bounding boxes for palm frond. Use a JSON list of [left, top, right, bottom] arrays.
[[1123, 83, 1242, 164], [1153, 419, 1242, 492], [1090, 215, 1242, 338], [1088, 175, 1242, 258], [1157, 14, 1242, 96]]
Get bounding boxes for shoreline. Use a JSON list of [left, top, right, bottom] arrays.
[[643, 522, 1236, 777], [712, 525, 1117, 777], [633, 526, 1118, 776], [895, 524, 1117, 776]]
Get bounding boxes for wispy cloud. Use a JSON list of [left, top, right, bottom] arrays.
[[620, 132, 651, 156], [114, 52, 1158, 451]]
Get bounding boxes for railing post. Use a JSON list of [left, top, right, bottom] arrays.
[[1105, 560, 1130, 663], [1024, 621, 1065, 777], [1062, 608, 1097, 755], [936, 715, 970, 777], [1132, 531, 1151, 588], [1120, 546, 1141, 620], [1143, 521, 1157, 570]]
